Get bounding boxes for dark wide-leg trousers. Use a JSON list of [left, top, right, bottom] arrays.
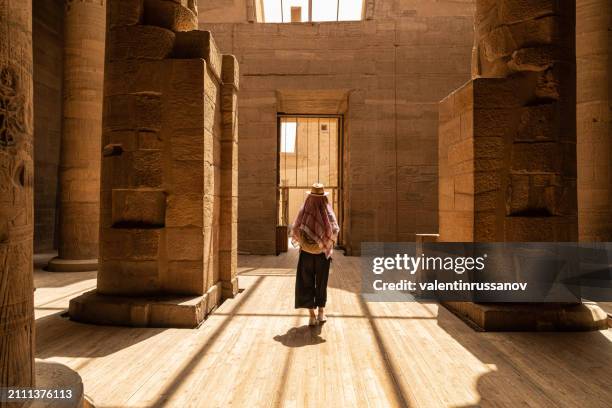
[[295, 250, 331, 309]]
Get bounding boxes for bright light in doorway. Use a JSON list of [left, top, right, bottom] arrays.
[[262, 0, 363, 23], [281, 121, 297, 153]]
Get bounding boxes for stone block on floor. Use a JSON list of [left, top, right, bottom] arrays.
[[443, 301, 608, 331], [68, 285, 222, 328]]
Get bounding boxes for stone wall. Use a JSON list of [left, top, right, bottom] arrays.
[[33, 0, 63, 252], [576, 0, 612, 241], [198, 0, 250, 23], [200, 0, 475, 254]]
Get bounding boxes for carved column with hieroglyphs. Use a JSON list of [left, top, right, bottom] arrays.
[[0, 0, 35, 394]]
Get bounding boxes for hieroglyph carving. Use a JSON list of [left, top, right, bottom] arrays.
[[0, 67, 26, 148]]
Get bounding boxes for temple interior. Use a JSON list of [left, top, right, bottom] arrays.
[[1, 0, 612, 407]]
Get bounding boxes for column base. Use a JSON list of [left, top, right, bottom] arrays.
[[221, 277, 239, 299], [68, 283, 222, 328], [443, 302, 609, 331], [46, 257, 98, 272], [30, 359, 94, 408]]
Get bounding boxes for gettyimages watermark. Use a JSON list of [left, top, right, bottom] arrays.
[[360, 242, 612, 302], [371, 252, 527, 292]]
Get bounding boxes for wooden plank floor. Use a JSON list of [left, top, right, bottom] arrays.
[[34, 250, 612, 408]]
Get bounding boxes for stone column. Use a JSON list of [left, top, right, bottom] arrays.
[[438, 0, 607, 330], [47, 0, 106, 272], [576, 0, 612, 241], [442, 0, 579, 243], [69, 0, 240, 328], [0, 0, 35, 393], [220, 55, 239, 299]]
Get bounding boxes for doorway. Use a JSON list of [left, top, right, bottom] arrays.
[[277, 115, 343, 253]]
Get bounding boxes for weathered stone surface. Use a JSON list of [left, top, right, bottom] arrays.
[[442, 1, 578, 245], [69, 288, 221, 328], [98, 258, 161, 295], [515, 103, 557, 141], [443, 302, 608, 331], [509, 46, 558, 72], [217, 76, 237, 298], [173, 30, 222, 79], [100, 228, 161, 262], [109, 0, 144, 27], [438, 82, 475, 243], [0, 0, 35, 390], [50, 0, 105, 270], [481, 25, 517, 60], [506, 173, 568, 216], [112, 188, 166, 227], [499, 0, 559, 24], [222, 54, 240, 90], [511, 142, 561, 172], [166, 194, 203, 227], [144, 0, 199, 32], [473, 0, 571, 79], [576, 0, 612, 241], [73, 0, 239, 326], [108, 26, 175, 61], [106, 93, 163, 131], [436, 0, 605, 331], [33, 2, 63, 252]]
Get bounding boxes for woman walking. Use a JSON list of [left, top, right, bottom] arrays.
[[291, 183, 340, 326]]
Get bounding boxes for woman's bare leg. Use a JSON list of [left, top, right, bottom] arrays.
[[317, 307, 327, 322], [308, 308, 317, 326]]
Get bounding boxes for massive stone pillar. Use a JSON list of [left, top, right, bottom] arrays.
[[0, 0, 35, 394], [438, 0, 607, 330], [576, 0, 612, 242], [69, 0, 240, 328], [442, 0, 579, 243], [47, 0, 106, 272]]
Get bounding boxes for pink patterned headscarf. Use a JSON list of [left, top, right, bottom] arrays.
[[291, 194, 340, 259]]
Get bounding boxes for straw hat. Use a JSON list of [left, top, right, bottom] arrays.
[[309, 182, 329, 196]]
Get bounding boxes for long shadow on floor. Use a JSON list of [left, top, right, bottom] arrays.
[[436, 306, 612, 407], [149, 276, 266, 407], [35, 312, 167, 359]]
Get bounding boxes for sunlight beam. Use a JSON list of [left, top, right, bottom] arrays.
[[263, 0, 363, 22]]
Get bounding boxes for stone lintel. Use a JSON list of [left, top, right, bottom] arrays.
[[443, 301, 608, 331], [69, 283, 222, 328]]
